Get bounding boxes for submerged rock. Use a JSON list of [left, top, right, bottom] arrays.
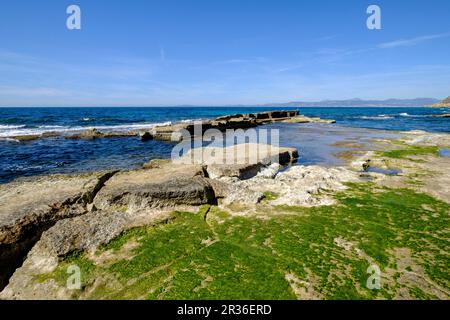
[[432, 113, 450, 118], [66, 129, 137, 140], [66, 128, 104, 140], [10, 135, 41, 142], [283, 115, 336, 124]]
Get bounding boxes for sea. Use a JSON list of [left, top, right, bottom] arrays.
[[0, 106, 449, 184]]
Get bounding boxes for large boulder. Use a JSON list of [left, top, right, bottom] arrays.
[[93, 163, 215, 212]]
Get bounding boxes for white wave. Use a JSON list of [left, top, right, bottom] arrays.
[[38, 125, 65, 129], [0, 137, 20, 142], [355, 115, 393, 120], [82, 118, 94, 121], [0, 121, 174, 138], [0, 124, 26, 130], [398, 113, 431, 118]]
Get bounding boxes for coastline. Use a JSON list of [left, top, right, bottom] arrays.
[[1, 106, 449, 185], [0, 111, 449, 299]]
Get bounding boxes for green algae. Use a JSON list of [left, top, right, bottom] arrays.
[[379, 144, 439, 159], [36, 183, 449, 300]]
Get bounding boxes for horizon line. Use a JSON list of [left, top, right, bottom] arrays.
[[0, 97, 442, 108]]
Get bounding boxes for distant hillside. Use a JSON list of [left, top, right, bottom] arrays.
[[429, 97, 450, 108], [265, 98, 439, 107]]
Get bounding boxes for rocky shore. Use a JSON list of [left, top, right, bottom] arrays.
[[429, 96, 450, 108], [0, 121, 449, 300], [6, 110, 335, 142]]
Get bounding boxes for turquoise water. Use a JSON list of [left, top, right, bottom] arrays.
[[0, 106, 448, 183]]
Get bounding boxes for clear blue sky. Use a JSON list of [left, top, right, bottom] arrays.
[[0, 0, 449, 106]]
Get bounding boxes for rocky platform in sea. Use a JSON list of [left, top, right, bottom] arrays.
[[7, 110, 335, 142]]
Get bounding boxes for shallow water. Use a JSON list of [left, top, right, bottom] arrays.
[[365, 167, 402, 175], [268, 123, 400, 166]]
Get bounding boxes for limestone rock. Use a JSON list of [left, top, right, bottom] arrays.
[[66, 128, 104, 140], [220, 165, 360, 207], [66, 129, 137, 140], [40, 211, 130, 257], [139, 131, 153, 141], [283, 115, 336, 124], [432, 113, 450, 118], [93, 164, 215, 211], [0, 171, 117, 245], [179, 143, 298, 180], [0, 171, 117, 290]]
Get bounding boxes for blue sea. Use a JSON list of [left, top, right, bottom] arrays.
[[0, 106, 449, 184]]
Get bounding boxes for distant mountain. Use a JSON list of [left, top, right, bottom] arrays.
[[264, 98, 440, 107], [429, 96, 450, 108]]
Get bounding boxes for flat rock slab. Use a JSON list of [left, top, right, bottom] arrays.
[[0, 171, 117, 290], [93, 164, 215, 211], [283, 115, 336, 124], [0, 172, 116, 245], [177, 143, 299, 179]]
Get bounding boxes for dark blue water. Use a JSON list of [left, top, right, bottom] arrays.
[[0, 106, 449, 183]]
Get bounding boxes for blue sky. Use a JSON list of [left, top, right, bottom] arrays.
[[0, 0, 449, 106]]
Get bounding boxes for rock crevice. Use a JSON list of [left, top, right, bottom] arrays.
[[0, 170, 119, 290]]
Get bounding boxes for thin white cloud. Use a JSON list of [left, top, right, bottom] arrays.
[[0, 85, 70, 97], [378, 32, 450, 49]]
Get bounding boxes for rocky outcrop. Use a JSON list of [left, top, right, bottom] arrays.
[[179, 143, 298, 179], [141, 110, 303, 141], [6, 110, 335, 143], [217, 165, 360, 207], [283, 115, 336, 124], [0, 142, 301, 297], [432, 113, 450, 118], [139, 130, 153, 141], [0, 209, 133, 300], [429, 97, 450, 108], [0, 170, 118, 290], [92, 163, 215, 212], [66, 129, 137, 140]]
